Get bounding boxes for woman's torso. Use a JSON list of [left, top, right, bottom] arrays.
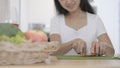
[[50, 13, 106, 55]]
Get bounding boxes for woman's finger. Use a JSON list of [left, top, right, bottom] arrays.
[[99, 43, 103, 56], [77, 41, 81, 54], [101, 42, 107, 55], [90, 41, 96, 56], [80, 42, 86, 56], [96, 42, 100, 56], [83, 42, 86, 55]]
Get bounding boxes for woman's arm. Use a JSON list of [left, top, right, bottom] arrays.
[[98, 33, 115, 56], [50, 34, 73, 56]]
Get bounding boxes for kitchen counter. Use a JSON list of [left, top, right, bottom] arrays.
[[0, 56, 120, 68], [0, 60, 120, 68]]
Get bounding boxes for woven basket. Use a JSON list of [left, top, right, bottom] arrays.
[[0, 41, 59, 65]]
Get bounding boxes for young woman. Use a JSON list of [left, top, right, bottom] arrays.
[[50, 0, 114, 56]]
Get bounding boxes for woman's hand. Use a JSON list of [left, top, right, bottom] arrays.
[[72, 38, 86, 56], [90, 41, 113, 56]]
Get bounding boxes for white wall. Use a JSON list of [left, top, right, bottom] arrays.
[[20, 0, 29, 32], [20, 0, 56, 32], [0, 0, 9, 23], [9, 0, 20, 24], [119, 0, 120, 53], [28, 0, 55, 24], [94, 0, 119, 55]]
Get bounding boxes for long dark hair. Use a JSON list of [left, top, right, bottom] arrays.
[[54, 0, 95, 15]]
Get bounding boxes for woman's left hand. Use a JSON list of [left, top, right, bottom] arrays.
[[90, 41, 112, 56]]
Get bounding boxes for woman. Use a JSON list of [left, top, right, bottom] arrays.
[[50, 0, 114, 56]]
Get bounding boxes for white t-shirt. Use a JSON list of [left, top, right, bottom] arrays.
[[50, 13, 106, 55]]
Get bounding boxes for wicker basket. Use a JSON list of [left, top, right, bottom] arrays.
[[0, 41, 59, 65]]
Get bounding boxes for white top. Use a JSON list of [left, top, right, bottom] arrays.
[[50, 13, 106, 55]]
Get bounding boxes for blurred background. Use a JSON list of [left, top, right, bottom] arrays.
[[0, 0, 119, 55]]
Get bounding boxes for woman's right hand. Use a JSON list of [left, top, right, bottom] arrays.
[[72, 38, 86, 55]]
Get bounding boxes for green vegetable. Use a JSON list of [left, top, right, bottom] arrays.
[[0, 23, 21, 37], [0, 23, 31, 44], [0, 31, 31, 44]]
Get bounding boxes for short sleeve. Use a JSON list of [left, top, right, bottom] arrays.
[[50, 17, 60, 35], [96, 15, 106, 37]]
